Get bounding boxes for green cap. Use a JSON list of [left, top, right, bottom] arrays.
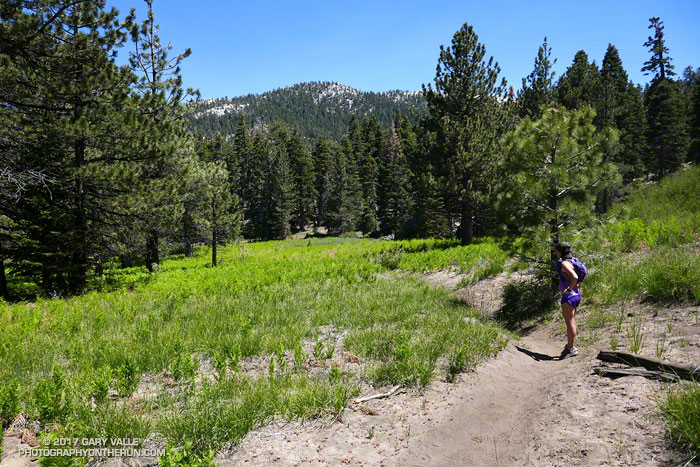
[[556, 242, 573, 259]]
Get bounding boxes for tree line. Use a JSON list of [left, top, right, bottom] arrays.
[[1, 2, 698, 299]]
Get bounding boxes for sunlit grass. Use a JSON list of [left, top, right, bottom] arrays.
[[659, 383, 700, 455], [0, 237, 508, 458]]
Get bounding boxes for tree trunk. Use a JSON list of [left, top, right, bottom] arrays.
[[459, 198, 473, 245], [597, 350, 700, 381], [0, 257, 8, 300], [42, 264, 52, 295], [548, 185, 560, 295], [183, 208, 194, 257], [212, 198, 218, 267], [146, 230, 159, 272], [119, 253, 132, 269]]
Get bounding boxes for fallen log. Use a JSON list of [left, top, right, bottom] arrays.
[[592, 365, 679, 383], [354, 384, 402, 403], [596, 350, 700, 381]]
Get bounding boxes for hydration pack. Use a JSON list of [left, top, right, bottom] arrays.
[[570, 257, 587, 283]]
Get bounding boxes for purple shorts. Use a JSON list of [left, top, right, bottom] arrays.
[[561, 292, 581, 307]]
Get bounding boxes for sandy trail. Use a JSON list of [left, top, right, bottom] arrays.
[[397, 328, 563, 466]]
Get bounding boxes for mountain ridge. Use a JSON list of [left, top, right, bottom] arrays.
[[187, 81, 427, 140]]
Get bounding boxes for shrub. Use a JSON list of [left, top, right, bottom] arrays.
[[115, 358, 140, 397], [0, 378, 20, 423], [171, 353, 199, 382], [499, 265, 557, 325], [33, 366, 73, 424], [89, 366, 112, 404], [610, 218, 647, 251], [659, 383, 700, 455], [373, 246, 405, 270], [159, 442, 216, 467]]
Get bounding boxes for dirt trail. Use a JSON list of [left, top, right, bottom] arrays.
[[397, 328, 562, 466], [399, 271, 686, 466]]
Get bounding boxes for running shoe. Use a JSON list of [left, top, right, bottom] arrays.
[[560, 345, 579, 359]]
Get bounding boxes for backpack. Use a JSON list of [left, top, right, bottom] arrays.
[[569, 257, 587, 283]]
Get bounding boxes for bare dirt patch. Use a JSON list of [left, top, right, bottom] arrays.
[[419, 268, 532, 315]]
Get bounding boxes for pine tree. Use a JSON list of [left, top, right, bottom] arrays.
[[265, 142, 293, 240], [326, 140, 357, 234], [357, 117, 382, 233], [190, 137, 241, 264], [423, 22, 511, 244], [642, 17, 675, 81], [645, 79, 689, 178], [0, 1, 172, 293], [616, 84, 648, 181], [127, 0, 198, 273], [378, 124, 413, 237], [411, 170, 449, 238], [286, 127, 316, 231], [206, 162, 236, 266], [519, 37, 557, 119], [233, 115, 254, 213], [598, 45, 630, 129], [245, 132, 270, 239], [641, 17, 688, 178], [499, 107, 620, 290], [595, 44, 647, 183], [557, 50, 601, 111]]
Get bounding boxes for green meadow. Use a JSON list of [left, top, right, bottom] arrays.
[[0, 238, 509, 461]]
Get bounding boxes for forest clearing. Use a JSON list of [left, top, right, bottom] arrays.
[[3, 1, 700, 465]]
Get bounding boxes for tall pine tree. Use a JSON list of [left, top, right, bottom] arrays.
[[499, 107, 620, 290], [642, 17, 688, 178], [286, 126, 316, 231], [557, 50, 601, 111], [423, 22, 511, 244]]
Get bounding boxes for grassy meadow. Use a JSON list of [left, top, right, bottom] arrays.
[[582, 166, 700, 306], [0, 237, 509, 462]]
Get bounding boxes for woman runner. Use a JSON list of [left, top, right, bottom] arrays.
[[556, 242, 580, 359]]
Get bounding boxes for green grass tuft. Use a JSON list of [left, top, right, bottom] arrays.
[[659, 383, 700, 455]]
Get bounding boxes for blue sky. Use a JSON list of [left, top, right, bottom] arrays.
[[107, 0, 700, 99]]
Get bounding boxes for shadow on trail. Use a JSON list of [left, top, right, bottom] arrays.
[[517, 324, 539, 336], [515, 345, 558, 361]]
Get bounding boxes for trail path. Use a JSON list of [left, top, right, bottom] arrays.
[[395, 271, 683, 466], [396, 326, 679, 466], [397, 328, 563, 466]]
